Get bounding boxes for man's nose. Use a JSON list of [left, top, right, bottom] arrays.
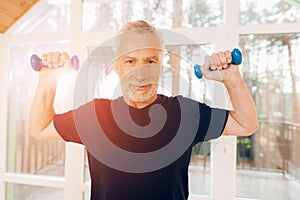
[[134, 66, 146, 82]]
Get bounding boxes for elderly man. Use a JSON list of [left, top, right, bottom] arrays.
[[29, 20, 258, 200]]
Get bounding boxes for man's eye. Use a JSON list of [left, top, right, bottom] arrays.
[[148, 60, 157, 64], [124, 60, 134, 64]]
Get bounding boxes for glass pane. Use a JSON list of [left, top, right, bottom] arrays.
[[240, 0, 300, 25], [236, 33, 300, 199], [7, 41, 70, 176], [6, 183, 64, 200], [182, 0, 224, 28], [12, 0, 71, 34], [82, 0, 224, 32], [189, 142, 211, 195]]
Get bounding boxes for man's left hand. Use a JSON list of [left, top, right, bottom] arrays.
[[200, 50, 241, 82]]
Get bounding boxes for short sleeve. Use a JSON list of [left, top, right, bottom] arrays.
[[53, 110, 82, 144], [193, 102, 229, 144]]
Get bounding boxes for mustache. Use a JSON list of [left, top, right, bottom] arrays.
[[120, 78, 158, 86]]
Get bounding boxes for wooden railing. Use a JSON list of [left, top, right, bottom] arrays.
[[190, 120, 300, 182], [237, 120, 300, 180], [8, 119, 65, 175]]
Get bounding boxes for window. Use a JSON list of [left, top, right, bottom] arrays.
[[82, 0, 224, 32], [236, 33, 300, 200], [11, 1, 71, 34], [7, 42, 70, 177], [240, 0, 300, 25]]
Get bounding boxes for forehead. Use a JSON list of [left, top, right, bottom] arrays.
[[117, 30, 162, 56], [119, 48, 161, 59]]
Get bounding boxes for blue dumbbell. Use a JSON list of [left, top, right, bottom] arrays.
[[30, 54, 79, 71], [194, 48, 242, 79]]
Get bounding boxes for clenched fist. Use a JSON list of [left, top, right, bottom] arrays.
[[200, 50, 241, 83]]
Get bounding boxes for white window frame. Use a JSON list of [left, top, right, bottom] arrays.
[[1, 0, 300, 199]]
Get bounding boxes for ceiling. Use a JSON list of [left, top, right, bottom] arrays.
[[0, 0, 39, 33]]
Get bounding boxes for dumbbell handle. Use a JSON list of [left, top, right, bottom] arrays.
[[30, 54, 79, 71], [194, 48, 242, 79]]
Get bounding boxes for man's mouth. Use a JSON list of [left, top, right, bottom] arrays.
[[131, 84, 151, 92]]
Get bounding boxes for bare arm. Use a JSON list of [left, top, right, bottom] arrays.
[[29, 52, 72, 140], [222, 69, 258, 136], [201, 50, 259, 136]]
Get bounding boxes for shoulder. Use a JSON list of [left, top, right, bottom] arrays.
[[69, 98, 113, 116]]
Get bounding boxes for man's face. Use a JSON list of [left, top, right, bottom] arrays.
[[115, 31, 162, 104]]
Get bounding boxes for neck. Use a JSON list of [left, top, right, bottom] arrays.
[[124, 95, 158, 109]]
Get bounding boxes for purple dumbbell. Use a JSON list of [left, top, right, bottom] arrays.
[[30, 54, 79, 71]]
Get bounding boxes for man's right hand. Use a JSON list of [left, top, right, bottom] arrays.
[[39, 51, 73, 86]]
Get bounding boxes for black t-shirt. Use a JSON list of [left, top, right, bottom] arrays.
[[53, 95, 228, 200]]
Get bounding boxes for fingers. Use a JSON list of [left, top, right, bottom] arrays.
[[200, 60, 223, 81], [224, 50, 231, 64], [52, 52, 60, 68], [204, 55, 216, 70], [41, 53, 47, 67], [61, 52, 71, 68], [47, 52, 53, 68], [41, 51, 71, 69], [204, 50, 232, 71]]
